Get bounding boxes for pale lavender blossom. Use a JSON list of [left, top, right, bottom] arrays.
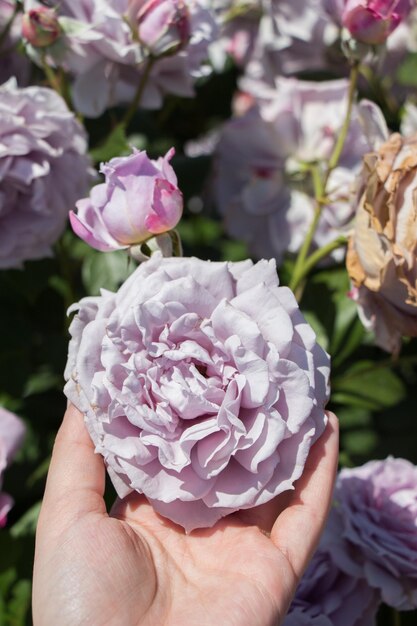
[[70, 148, 183, 251], [23, 0, 217, 118], [0, 79, 92, 269], [64, 255, 330, 532], [0, 0, 30, 85], [209, 0, 262, 70], [322, 458, 417, 610], [0, 408, 26, 527], [284, 549, 381, 626], [245, 0, 339, 84], [213, 77, 388, 264]]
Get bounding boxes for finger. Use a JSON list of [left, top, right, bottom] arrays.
[[270, 411, 339, 581], [40, 404, 106, 526]]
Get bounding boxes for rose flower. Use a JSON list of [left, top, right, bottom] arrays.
[[64, 256, 330, 532], [70, 148, 183, 252], [322, 458, 417, 610], [347, 133, 417, 354]]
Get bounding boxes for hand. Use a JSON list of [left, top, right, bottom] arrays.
[[33, 405, 338, 626]]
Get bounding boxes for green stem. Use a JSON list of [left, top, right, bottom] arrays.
[[289, 164, 325, 292], [41, 52, 63, 96], [393, 609, 401, 626], [324, 61, 360, 184], [170, 229, 183, 257], [121, 57, 155, 130], [292, 236, 348, 288], [0, 2, 20, 51], [289, 62, 360, 296]]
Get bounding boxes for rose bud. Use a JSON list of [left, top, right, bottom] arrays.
[[70, 148, 183, 252], [127, 0, 190, 57], [342, 0, 413, 45], [22, 7, 61, 48], [346, 132, 417, 355]]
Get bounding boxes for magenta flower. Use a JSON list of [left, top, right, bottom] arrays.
[[127, 0, 191, 57], [0, 408, 26, 528], [70, 148, 183, 252], [342, 0, 413, 44], [64, 256, 330, 532]]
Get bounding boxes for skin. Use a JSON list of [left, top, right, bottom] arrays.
[[32, 405, 339, 626]]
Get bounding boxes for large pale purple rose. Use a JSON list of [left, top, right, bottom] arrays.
[[284, 549, 381, 626], [213, 77, 388, 264], [0, 80, 92, 269], [0, 408, 26, 527], [70, 148, 183, 251], [24, 0, 217, 118], [322, 458, 417, 610], [64, 256, 330, 532]]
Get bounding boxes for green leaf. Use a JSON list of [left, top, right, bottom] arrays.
[[23, 369, 62, 397], [11, 502, 42, 539], [6, 579, 31, 626], [332, 361, 407, 411], [342, 430, 379, 457], [303, 311, 329, 352], [330, 295, 365, 368], [82, 250, 132, 296], [397, 53, 417, 86], [90, 124, 130, 164]]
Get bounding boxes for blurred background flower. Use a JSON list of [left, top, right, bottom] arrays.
[[0, 80, 92, 269]]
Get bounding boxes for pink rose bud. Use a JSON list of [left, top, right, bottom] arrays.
[[22, 7, 61, 48], [70, 148, 183, 252], [342, 0, 413, 45], [127, 0, 190, 57]]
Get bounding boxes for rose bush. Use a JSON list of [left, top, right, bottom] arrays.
[[347, 132, 417, 354], [0, 408, 26, 528], [0, 80, 92, 269], [70, 148, 183, 252], [64, 255, 330, 532], [322, 458, 417, 610]]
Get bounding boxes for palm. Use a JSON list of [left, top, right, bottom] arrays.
[[33, 407, 338, 626]]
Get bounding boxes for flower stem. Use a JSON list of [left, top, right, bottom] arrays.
[[170, 229, 183, 257], [324, 61, 360, 184], [289, 164, 325, 292], [291, 236, 348, 288], [41, 51, 63, 95], [289, 62, 359, 296], [121, 57, 155, 130], [393, 609, 401, 626]]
